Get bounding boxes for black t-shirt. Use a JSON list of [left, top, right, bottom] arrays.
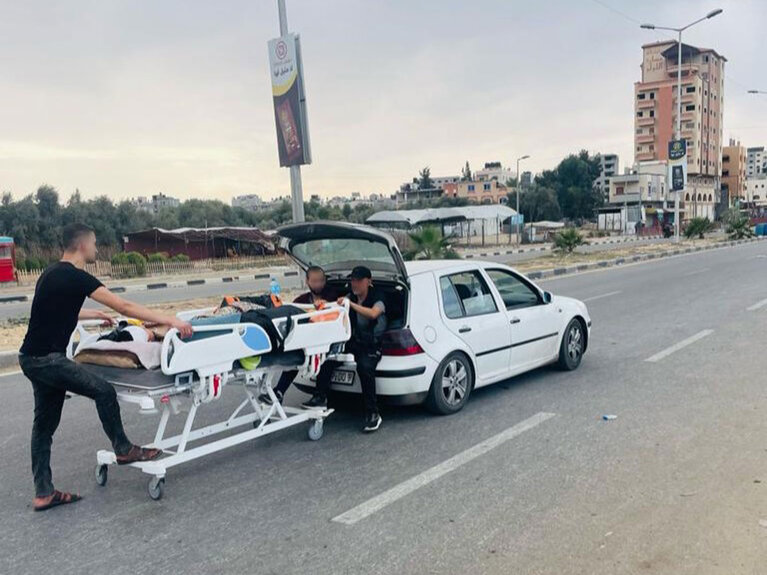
[[292, 285, 337, 305], [348, 289, 387, 350], [20, 262, 104, 356]]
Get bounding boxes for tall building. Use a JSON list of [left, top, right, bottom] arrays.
[[232, 194, 264, 211], [747, 146, 766, 176], [721, 139, 747, 206], [474, 162, 515, 184], [595, 154, 619, 201], [634, 41, 726, 220]]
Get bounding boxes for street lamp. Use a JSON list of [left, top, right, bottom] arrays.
[[747, 89, 767, 95], [640, 8, 723, 243], [515, 155, 530, 246]]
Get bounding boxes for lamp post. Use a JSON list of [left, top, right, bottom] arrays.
[[515, 155, 529, 246], [640, 8, 722, 243], [747, 89, 767, 95]]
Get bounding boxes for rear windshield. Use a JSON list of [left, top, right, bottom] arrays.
[[291, 238, 397, 273]]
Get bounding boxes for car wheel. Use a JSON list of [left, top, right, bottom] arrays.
[[425, 352, 473, 415], [558, 318, 584, 371]]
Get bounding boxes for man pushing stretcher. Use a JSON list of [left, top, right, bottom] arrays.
[[19, 223, 193, 511]]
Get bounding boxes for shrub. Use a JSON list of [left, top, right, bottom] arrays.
[[553, 228, 587, 255], [171, 254, 190, 262], [683, 217, 714, 240], [147, 252, 169, 263]]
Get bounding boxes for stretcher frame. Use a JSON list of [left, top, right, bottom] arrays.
[[70, 301, 351, 500]]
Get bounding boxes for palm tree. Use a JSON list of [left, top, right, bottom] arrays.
[[723, 210, 754, 240], [405, 226, 459, 260], [553, 228, 586, 255], [683, 217, 714, 240]]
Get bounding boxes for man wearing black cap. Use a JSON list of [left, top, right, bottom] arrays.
[[302, 265, 386, 432]]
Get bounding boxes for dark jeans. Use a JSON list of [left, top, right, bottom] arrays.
[[316, 348, 381, 413], [19, 353, 133, 497], [274, 369, 298, 395]]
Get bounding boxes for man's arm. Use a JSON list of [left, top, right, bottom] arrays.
[[341, 297, 384, 320], [78, 309, 115, 325], [90, 287, 193, 337]]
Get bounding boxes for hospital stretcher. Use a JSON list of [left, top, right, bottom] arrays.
[[66, 301, 351, 500]]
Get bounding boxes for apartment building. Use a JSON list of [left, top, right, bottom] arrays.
[[721, 139, 747, 205]]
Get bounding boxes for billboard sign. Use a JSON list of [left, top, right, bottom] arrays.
[[268, 34, 311, 167], [667, 139, 687, 192]]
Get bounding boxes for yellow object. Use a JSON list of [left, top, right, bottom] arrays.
[[239, 356, 262, 371]]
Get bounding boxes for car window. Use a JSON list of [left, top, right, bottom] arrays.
[[291, 239, 397, 274], [440, 271, 498, 318], [485, 269, 541, 310]]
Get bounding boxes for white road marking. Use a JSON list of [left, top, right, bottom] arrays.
[[747, 298, 767, 311], [645, 330, 714, 363], [583, 291, 622, 302], [0, 369, 22, 378], [331, 411, 557, 525], [682, 267, 709, 277]]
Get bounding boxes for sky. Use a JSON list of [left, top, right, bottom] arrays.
[[0, 0, 764, 204]]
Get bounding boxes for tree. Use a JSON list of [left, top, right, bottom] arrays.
[[535, 150, 602, 221], [508, 185, 561, 224], [418, 167, 433, 190], [553, 228, 587, 255], [723, 210, 753, 240], [461, 161, 472, 181], [684, 217, 714, 240], [405, 226, 458, 260], [342, 204, 352, 219]]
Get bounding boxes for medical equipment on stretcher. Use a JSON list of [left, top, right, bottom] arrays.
[[67, 300, 351, 501]]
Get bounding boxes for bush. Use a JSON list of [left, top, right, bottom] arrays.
[[111, 251, 146, 277], [111, 253, 130, 265], [125, 252, 147, 276], [22, 256, 45, 271], [171, 254, 190, 262], [147, 252, 169, 263], [553, 228, 587, 255], [683, 217, 714, 240]]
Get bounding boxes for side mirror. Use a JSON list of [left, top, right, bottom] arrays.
[[542, 291, 552, 304]]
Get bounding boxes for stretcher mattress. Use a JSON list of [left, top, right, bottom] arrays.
[[82, 349, 307, 390]]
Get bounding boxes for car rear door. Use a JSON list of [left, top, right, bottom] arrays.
[[483, 268, 561, 372], [437, 270, 511, 384]]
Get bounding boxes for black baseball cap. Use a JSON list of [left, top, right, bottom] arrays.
[[349, 265, 372, 280]]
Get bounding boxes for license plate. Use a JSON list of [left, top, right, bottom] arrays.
[[331, 369, 355, 386]]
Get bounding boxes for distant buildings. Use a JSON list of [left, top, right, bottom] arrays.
[[722, 139, 747, 205], [131, 193, 180, 214], [396, 161, 514, 205], [231, 194, 265, 211], [443, 180, 509, 205], [474, 162, 515, 184], [595, 154, 619, 202], [747, 146, 766, 176], [746, 175, 767, 204]]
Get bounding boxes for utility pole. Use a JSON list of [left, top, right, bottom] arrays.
[[277, 0, 305, 223]]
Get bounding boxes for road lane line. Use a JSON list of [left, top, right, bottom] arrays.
[[645, 330, 714, 363], [331, 411, 557, 525], [747, 298, 767, 311], [583, 291, 622, 302], [0, 370, 22, 378], [682, 267, 709, 277]]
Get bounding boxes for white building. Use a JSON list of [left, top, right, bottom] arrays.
[[746, 175, 767, 204], [595, 154, 620, 201], [474, 162, 515, 184], [747, 147, 766, 177], [232, 194, 264, 211], [131, 193, 180, 213]]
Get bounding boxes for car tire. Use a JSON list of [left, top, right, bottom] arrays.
[[425, 352, 474, 415], [558, 318, 585, 371]]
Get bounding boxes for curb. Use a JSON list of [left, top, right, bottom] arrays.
[[459, 235, 664, 259]]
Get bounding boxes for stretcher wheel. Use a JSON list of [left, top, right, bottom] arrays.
[[95, 464, 108, 487], [307, 420, 324, 441], [148, 477, 165, 501]]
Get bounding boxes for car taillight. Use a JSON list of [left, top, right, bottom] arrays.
[[381, 328, 424, 356]]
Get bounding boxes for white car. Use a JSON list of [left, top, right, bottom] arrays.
[[278, 222, 591, 415]]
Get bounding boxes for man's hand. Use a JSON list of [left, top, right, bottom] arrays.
[[337, 296, 349, 306], [170, 318, 194, 339], [79, 309, 115, 326]]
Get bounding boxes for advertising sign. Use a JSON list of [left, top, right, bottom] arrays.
[[268, 34, 311, 167], [667, 139, 687, 192]]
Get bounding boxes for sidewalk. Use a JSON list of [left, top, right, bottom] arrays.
[[456, 234, 664, 258]]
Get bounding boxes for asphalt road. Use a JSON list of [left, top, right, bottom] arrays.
[[0, 236, 668, 321], [1, 239, 766, 574]]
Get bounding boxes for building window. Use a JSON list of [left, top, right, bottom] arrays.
[[637, 111, 643, 118], [483, 183, 491, 191], [649, 110, 655, 117], [686, 86, 696, 93], [686, 105, 695, 111], [468, 185, 475, 192], [638, 93, 646, 100], [650, 92, 655, 100]]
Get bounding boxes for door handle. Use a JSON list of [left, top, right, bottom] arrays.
[[458, 326, 472, 333], [510, 317, 521, 324]]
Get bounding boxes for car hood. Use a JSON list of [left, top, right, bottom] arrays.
[[277, 221, 409, 283]]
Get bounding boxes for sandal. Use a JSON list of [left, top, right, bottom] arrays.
[[34, 490, 82, 512], [116, 445, 163, 465]]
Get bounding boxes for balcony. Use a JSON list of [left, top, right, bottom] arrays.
[[636, 151, 655, 161], [637, 98, 655, 109], [637, 116, 655, 126], [667, 63, 700, 77], [636, 133, 655, 144]]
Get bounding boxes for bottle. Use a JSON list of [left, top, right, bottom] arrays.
[[270, 277, 281, 296]]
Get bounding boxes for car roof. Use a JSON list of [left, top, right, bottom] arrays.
[[405, 259, 509, 276]]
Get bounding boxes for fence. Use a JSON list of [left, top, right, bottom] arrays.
[[14, 255, 288, 286]]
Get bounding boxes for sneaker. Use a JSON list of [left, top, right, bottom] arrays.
[[302, 394, 327, 409], [363, 412, 382, 433], [258, 390, 283, 406]]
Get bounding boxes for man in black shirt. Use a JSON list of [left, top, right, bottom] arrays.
[[258, 265, 337, 405], [19, 223, 193, 511], [303, 265, 386, 432]]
